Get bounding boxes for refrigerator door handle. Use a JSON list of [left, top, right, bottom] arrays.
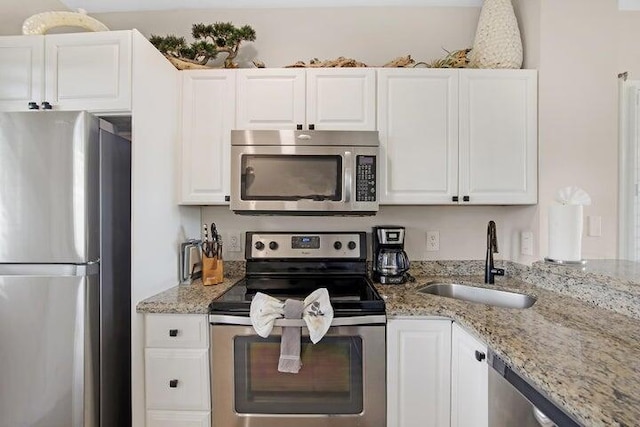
[[0, 263, 99, 276]]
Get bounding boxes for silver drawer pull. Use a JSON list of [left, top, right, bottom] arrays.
[[169, 379, 179, 388]]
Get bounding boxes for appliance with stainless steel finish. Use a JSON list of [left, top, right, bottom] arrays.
[[372, 226, 410, 284], [209, 231, 386, 427], [230, 130, 379, 215], [488, 351, 582, 427], [0, 111, 131, 427]]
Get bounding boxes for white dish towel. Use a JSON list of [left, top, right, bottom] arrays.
[[249, 288, 334, 373]]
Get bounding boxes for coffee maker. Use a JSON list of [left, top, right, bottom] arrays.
[[372, 226, 410, 284]]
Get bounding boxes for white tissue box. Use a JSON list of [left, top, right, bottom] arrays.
[[548, 204, 583, 261]]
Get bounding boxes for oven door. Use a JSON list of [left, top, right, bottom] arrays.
[[210, 318, 385, 427], [230, 144, 378, 214]]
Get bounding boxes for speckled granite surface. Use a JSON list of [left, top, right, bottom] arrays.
[[136, 259, 640, 427], [380, 276, 640, 427], [515, 260, 640, 320]]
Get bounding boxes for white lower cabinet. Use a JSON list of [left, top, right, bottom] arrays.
[[145, 314, 211, 426], [147, 410, 210, 427], [388, 319, 490, 427], [387, 318, 452, 427], [451, 323, 489, 427]]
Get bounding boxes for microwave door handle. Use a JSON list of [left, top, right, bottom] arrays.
[[343, 151, 352, 202]]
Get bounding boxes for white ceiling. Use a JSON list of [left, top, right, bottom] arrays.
[[59, 0, 482, 13]]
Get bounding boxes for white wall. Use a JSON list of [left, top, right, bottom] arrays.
[[93, 7, 481, 68], [202, 205, 538, 264], [536, 0, 635, 259]]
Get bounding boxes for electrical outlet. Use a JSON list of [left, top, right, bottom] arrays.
[[426, 231, 440, 252], [228, 232, 243, 252], [521, 231, 533, 256]]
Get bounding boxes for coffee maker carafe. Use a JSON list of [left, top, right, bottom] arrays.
[[373, 226, 410, 284]]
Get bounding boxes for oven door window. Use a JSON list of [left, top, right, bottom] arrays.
[[240, 155, 342, 201], [234, 335, 363, 414]]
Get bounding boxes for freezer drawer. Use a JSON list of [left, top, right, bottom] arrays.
[[0, 272, 99, 427]]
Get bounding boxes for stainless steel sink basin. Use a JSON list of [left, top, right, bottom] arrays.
[[417, 282, 537, 309]]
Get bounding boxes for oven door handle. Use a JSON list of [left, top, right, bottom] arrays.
[[209, 314, 386, 327]]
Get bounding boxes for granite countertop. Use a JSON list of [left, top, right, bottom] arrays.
[[136, 277, 238, 314], [380, 275, 640, 427], [136, 262, 640, 427]]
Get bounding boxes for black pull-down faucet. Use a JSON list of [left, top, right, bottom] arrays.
[[485, 220, 505, 284]]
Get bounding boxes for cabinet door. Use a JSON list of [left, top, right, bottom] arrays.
[[306, 68, 376, 130], [147, 410, 210, 427], [180, 70, 235, 204], [451, 323, 488, 427], [377, 69, 458, 204], [145, 348, 210, 411], [44, 30, 132, 112], [236, 68, 305, 129], [458, 69, 537, 204], [0, 36, 44, 111], [387, 318, 452, 427]]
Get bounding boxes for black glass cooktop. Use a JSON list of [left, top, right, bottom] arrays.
[[209, 275, 385, 316]]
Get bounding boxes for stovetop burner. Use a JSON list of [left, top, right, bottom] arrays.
[[209, 232, 385, 317]]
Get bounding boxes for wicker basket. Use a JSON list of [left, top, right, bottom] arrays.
[[469, 0, 523, 69]]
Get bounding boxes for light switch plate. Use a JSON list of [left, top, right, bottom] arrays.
[[588, 216, 602, 237], [521, 231, 533, 256]]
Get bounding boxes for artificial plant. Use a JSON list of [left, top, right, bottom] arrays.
[[150, 22, 256, 69]]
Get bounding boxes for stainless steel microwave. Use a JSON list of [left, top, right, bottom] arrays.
[[230, 130, 379, 215]]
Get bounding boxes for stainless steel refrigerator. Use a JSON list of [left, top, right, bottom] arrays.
[[0, 111, 131, 427]]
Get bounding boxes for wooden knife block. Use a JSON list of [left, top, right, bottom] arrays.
[[202, 255, 224, 285]]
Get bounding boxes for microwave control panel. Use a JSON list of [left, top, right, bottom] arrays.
[[356, 155, 376, 202]]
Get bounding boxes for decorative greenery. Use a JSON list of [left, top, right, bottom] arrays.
[[150, 22, 256, 69]]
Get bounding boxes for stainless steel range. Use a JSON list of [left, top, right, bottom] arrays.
[[209, 232, 386, 427]]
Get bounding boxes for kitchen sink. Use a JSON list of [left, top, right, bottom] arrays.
[[417, 282, 537, 309]]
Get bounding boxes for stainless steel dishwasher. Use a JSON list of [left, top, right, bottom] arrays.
[[488, 351, 583, 427]]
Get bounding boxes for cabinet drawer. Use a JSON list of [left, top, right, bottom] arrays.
[[145, 348, 210, 411], [145, 314, 208, 348], [147, 410, 210, 427]]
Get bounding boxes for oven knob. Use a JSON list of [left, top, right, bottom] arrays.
[[269, 241, 279, 250], [333, 241, 342, 250], [255, 241, 265, 251], [348, 241, 357, 250]]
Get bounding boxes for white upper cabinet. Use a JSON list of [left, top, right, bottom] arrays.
[[377, 68, 537, 205], [0, 31, 132, 112], [235, 68, 376, 130], [0, 36, 44, 111], [387, 318, 452, 427], [179, 70, 236, 204], [305, 68, 376, 130], [378, 69, 459, 204], [235, 68, 305, 129], [451, 323, 489, 427], [459, 69, 537, 204]]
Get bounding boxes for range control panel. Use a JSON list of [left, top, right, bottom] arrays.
[[355, 155, 376, 202], [247, 232, 364, 259]]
